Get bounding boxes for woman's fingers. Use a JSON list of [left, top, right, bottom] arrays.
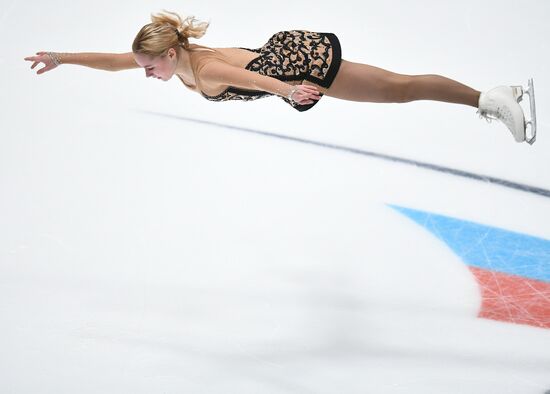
[[37, 64, 53, 75], [298, 85, 321, 104], [301, 85, 320, 94], [289, 85, 322, 105], [23, 56, 40, 69], [24, 55, 42, 66], [26, 57, 42, 70], [24, 52, 46, 61], [24, 53, 56, 74], [303, 86, 321, 100]]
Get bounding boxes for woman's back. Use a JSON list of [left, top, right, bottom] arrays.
[[181, 45, 261, 94]]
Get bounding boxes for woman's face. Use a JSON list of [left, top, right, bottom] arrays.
[[134, 48, 178, 81]]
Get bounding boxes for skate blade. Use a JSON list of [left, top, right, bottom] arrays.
[[525, 78, 537, 145]]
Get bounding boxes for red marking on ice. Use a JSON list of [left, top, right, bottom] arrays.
[[469, 267, 550, 329]]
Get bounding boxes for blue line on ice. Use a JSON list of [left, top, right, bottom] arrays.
[[391, 205, 550, 283]]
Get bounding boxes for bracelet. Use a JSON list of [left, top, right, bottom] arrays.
[[287, 86, 298, 103], [47, 52, 62, 66]]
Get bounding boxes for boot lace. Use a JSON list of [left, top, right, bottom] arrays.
[[477, 106, 512, 126]]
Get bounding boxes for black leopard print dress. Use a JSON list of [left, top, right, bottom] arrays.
[[198, 31, 342, 112]]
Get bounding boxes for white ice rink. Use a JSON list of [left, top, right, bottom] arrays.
[[3, 0, 550, 393]]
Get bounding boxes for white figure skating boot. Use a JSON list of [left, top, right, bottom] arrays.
[[477, 79, 537, 144]]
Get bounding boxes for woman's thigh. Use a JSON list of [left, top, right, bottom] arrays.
[[325, 59, 411, 102]]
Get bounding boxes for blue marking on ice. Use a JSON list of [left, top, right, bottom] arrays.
[[390, 205, 550, 283]]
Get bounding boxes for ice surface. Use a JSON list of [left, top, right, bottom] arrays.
[[2, 1, 550, 393]]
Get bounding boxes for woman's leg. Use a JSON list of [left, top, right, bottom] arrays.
[[325, 60, 480, 108]]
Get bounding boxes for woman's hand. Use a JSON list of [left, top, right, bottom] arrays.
[[24, 52, 59, 75], [289, 84, 322, 105]]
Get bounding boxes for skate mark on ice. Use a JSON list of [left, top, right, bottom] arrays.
[[140, 110, 550, 199]]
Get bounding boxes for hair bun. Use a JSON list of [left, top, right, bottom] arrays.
[[133, 10, 209, 55]]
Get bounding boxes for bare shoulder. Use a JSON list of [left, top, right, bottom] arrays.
[[193, 56, 228, 81], [194, 59, 232, 96], [199, 58, 232, 72]]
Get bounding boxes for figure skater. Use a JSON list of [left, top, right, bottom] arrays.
[[24, 10, 537, 144]]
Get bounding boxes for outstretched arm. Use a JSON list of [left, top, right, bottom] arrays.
[[24, 51, 140, 75], [199, 61, 321, 105]]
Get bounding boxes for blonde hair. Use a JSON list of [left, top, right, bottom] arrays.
[[132, 10, 211, 56]]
